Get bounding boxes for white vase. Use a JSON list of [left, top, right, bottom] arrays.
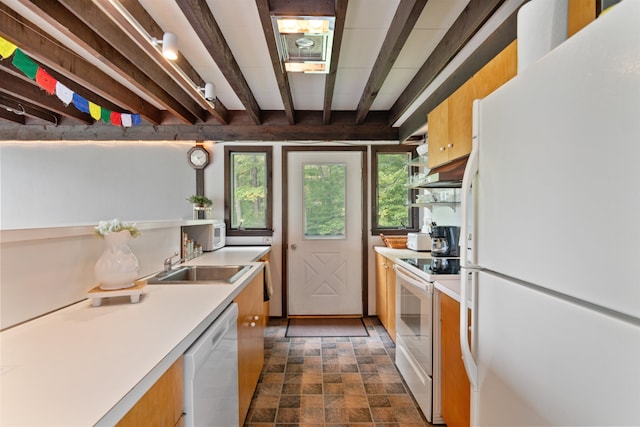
[[95, 230, 140, 290]]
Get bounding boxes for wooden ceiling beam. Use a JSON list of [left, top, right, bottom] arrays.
[[0, 122, 398, 141], [109, 0, 229, 125], [176, 0, 262, 125], [0, 4, 163, 124], [268, 0, 335, 16], [389, 0, 506, 125], [0, 93, 59, 124], [255, 0, 295, 124], [323, 0, 348, 125], [40, 0, 203, 124], [355, 0, 429, 125], [0, 70, 93, 124]]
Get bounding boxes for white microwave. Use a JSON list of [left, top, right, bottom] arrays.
[[186, 221, 226, 251], [208, 221, 226, 251]]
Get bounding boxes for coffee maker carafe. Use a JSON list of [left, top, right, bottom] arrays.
[[429, 225, 460, 257]]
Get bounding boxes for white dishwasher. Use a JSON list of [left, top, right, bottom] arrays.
[[184, 302, 239, 427]]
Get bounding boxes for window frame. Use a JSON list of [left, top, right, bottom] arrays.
[[370, 144, 418, 236], [224, 146, 273, 237]]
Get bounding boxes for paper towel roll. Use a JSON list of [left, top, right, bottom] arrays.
[[517, 0, 568, 74]]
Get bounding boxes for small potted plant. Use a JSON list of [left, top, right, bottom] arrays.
[[188, 195, 213, 219]]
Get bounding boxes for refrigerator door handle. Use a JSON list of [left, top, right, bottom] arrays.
[[460, 99, 481, 392], [460, 267, 479, 391]]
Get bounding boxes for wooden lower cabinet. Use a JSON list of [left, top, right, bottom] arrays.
[[375, 252, 396, 342], [235, 269, 266, 425], [440, 293, 470, 427], [116, 356, 184, 427]]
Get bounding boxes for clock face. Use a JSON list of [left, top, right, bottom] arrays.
[[187, 146, 209, 169]]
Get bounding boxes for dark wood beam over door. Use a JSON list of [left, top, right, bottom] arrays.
[[0, 4, 163, 124], [323, 0, 348, 125], [355, 0, 429, 125], [389, 0, 507, 127], [176, 0, 263, 125], [255, 0, 296, 125]]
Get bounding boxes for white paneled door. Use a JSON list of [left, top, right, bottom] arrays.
[[287, 151, 362, 316]]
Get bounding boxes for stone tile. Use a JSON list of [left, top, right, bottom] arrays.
[[324, 407, 348, 423], [279, 394, 301, 408], [276, 407, 300, 423], [367, 394, 391, 407], [301, 383, 323, 394], [247, 407, 277, 423], [347, 407, 372, 422], [300, 394, 324, 408]]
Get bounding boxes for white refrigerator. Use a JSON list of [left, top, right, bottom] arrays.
[[459, 1, 640, 426]]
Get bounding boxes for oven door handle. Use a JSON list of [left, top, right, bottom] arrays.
[[394, 265, 431, 294]]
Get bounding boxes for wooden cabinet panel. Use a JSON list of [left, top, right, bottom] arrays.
[[386, 261, 396, 341], [235, 270, 265, 425], [440, 293, 470, 427], [568, 0, 596, 37], [375, 252, 396, 342], [116, 356, 184, 427], [375, 252, 388, 330], [427, 98, 450, 168]]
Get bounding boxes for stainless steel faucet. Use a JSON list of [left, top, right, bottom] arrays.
[[163, 252, 186, 272]]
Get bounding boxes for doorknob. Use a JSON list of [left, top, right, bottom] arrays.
[[291, 244, 297, 250]]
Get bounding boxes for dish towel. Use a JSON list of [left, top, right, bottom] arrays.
[[263, 260, 274, 301]]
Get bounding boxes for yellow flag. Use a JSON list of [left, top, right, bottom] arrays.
[[0, 36, 17, 59], [89, 102, 101, 120]]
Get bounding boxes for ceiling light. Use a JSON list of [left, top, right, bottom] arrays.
[[197, 82, 216, 103], [151, 32, 178, 60], [271, 15, 335, 74]]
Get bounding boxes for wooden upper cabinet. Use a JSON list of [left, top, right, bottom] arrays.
[[427, 1, 595, 170], [427, 99, 450, 168], [428, 42, 517, 169]]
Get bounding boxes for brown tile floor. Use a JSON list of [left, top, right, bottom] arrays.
[[244, 317, 433, 427]]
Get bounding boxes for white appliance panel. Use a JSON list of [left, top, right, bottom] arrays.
[[184, 303, 239, 427], [474, 2, 640, 318], [474, 272, 640, 426]]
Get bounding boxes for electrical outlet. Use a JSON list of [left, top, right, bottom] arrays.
[[263, 237, 273, 244]]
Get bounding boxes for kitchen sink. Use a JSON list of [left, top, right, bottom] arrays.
[[147, 265, 251, 284]]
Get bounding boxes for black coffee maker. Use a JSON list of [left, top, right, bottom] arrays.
[[429, 225, 460, 257], [429, 225, 461, 274]]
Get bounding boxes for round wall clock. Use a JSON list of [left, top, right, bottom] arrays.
[[187, 145, 209, 169]]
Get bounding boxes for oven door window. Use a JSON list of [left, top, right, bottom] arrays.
[[397, 274, 433, 376]]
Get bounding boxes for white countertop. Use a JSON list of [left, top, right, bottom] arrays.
[[0, 246, 270, 427]]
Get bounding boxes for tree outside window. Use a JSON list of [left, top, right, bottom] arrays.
[[371, 145, 417, 235], [224, 146, 272, 236]]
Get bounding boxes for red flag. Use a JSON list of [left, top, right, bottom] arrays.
[[110, 111, 122, 126], [35, 68, 57, 95]]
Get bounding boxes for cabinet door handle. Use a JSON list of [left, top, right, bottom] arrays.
[[253, 315, 260, 321], [447, 143, 453, 148], [439, 146, 445, 151], [250, 321, 256, 327]]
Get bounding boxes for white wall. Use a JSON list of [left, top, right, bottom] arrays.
[[1, 141, 196, 229], [0, 141, 199, 328]]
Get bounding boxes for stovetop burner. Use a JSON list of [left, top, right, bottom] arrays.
[[399, 257, 460, 275]]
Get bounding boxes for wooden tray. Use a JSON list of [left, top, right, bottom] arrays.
[[87, 280, 146, 307]]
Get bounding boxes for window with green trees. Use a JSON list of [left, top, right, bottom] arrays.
[[224, 146, 272, 235], [304, 163, 346, 238], [371, 145, 417, 234]]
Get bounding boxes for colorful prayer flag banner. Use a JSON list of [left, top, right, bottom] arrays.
[[0, 35, 141, 127]]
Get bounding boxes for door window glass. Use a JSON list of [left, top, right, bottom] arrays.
[[303, 163, 345, 239]]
